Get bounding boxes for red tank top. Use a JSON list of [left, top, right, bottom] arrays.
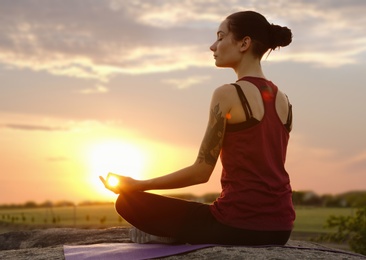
[[209, 77, 295, 231]]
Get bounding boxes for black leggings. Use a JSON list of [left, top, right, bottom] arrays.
[[115, 191, 291, 245]]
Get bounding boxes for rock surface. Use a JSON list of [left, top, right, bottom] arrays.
[[0, 227, 365, 259]]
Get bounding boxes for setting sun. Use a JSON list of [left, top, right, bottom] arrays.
[[85, 139, 147, 197], [87, 139, 147, 179], [107, 175, 120, 187]]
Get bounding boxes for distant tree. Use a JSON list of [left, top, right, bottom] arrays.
[[321, 194, 344, 207], [342, 191, 366, 207], [303, 191, 322, 206], [318, 207, 366, 255], [54, 201, 74, 207], [292, 191, 306, 205], [41, 201, 54, 207], [24, 201, 38, 208], [292, 191, 322, 206]]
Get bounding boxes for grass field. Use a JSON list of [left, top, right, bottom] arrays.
[[0, 205, 356, 235], [293, 207, 355, 233], [0, 204, 126, 231]]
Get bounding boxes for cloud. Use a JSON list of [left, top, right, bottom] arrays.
[[342, 151, 366, 173], [264, 0, 366, 67], [162, 75, 211, 89], [78, 84, 109, 94], [0, 0, 216, 80], [286, 133, 366, 194], [1, 124, 68, 132], [0, 0, 365, 82], [120, 0, 229, 28]]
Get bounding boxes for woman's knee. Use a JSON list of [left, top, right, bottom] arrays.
[[115, 190, 137, 217], [114, 193, 124, 216]]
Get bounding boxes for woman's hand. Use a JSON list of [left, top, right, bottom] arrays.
[[99, 173, 140, 194]]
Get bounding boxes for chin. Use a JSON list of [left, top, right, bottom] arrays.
[[215, 61, 229, 68], [215, 61, 224, 67]]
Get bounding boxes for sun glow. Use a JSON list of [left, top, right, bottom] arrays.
[[86, 139, 147, 197], [106, 175, 120, 187]]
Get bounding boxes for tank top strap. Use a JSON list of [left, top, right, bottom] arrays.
[[231, 83, 254, 120]]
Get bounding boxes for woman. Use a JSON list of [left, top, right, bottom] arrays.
[[100, 10, 295, 246]]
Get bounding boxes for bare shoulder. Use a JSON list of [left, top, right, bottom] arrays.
[[212, 84, 237, 101], [214, 83, 234, 94], [276, 89, 291, 107], [275, 89, 291, 124]]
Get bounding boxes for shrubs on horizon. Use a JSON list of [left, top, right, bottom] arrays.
[[1, 190, 365, 208], [317, 207, 366, 255], [292, 190, 366, 207]]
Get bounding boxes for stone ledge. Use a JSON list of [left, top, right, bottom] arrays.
[[0, 227, 365, 259]]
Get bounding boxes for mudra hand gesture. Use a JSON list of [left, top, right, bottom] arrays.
[[99, 173, 140, 194]]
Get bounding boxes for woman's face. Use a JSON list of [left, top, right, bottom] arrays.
[[210, 19, 241, 68]]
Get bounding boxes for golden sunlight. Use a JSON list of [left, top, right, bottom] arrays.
[[87, 139, 147, 180], [107, 174, 120, 187], [84, 138, 148, 199]]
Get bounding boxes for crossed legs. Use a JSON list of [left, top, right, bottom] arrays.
[[115, 191, 291, 245]]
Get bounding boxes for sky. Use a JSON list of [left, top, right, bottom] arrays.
[[0, 0, 365, 204]]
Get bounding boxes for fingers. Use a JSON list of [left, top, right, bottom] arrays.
[[99, 176, 107, 187], [100, 173, 137, 194], [107, 172, 119, 178], [99, 175, 106, 183], [99, 174, 121, 194]]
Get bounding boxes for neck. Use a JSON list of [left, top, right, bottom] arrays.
[[234, 57, 265, 80]]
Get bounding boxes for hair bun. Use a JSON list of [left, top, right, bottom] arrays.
[[269, 24, 292, 49]]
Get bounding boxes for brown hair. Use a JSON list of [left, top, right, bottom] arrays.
[[226, 11, 292, 58]]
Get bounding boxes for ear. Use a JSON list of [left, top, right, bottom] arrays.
[[239, 36, 251, 52]]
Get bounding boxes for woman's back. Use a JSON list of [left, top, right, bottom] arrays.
[[210, 76, 295, 231]]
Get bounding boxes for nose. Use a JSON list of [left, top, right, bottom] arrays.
[[210, 41, 217, 52]]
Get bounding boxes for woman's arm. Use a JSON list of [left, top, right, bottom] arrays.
[[101, 85, 232, 193]]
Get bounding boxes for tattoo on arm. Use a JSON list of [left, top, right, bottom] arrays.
[[198, 103, 225, 166]]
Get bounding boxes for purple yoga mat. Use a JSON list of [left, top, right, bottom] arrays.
[[63, 243, 215, 260]]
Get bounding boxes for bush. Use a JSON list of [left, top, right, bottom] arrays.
[[318, 207, 366, 255]]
